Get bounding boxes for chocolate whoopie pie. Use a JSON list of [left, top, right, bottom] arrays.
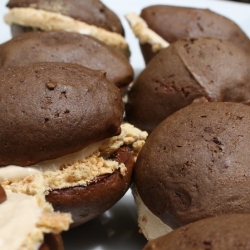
[[134, 102, 250, 239], [0, 31, 133, 89], [143, 214, 250, 250], [129, 5, 250, 63], [4, 0, 129, 56], [0, 62, 147, 227], [126, 37, 250, 133]]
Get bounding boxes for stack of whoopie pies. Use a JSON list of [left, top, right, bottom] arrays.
[[0, 0, 149, 249], [2, 1, 250, 249], [124, 3, 250, 250]]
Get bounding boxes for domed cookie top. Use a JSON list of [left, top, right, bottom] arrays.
[[135, 102, 250, 229], [0, 62, 124, 166], [0, 31, 133, 89], [143, 214, 250, 250], [126, 37, 250, 133]]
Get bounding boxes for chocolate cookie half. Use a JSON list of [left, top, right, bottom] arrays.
[[134, 102, 250, 239], [0, 31, 133, 89], [127, 5, 250, 63], [143, 214, 250, 250], [126, 37, 250, 133], [0, 62, 147, 226], [4, 0, 129, 55]]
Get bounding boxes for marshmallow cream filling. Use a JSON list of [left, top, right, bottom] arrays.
[[1, 124, 148, 196], [125, 13, 169, 52], [4, 7, 129, 53], [132, 185, 172, 240], [0, 190, 72, 250]]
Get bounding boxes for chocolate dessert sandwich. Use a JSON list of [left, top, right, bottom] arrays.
[[4, 0, 129, 56], [0, 184, 72, 250], [0, 31, 133, 91], [0, 62, 147, 227], [126, 37, 250, 133], [126, 5, 250, 63], [143, 214, 250, 250], [133, 102, 250, 240]]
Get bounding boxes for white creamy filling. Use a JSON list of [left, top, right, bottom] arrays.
[[1, 124, 148, 196], [0, 191, 42, 250], [125, 13, 169, 52], [4, 7, 128, 52], [132, 186, 172, 240], [0, 140, 103, 183]]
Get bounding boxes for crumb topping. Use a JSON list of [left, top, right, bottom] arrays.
[[1, 123, 147, 196], [1, 190, 72, 250]]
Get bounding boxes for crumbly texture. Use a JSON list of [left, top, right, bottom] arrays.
[[126, 37, 250, 133], [4, 8, 129, 54], [6, 0, 124, 35], [0, 62, 124, 166], [21, 212, 71, 250], [143, 214, 250, 250], [0, 31, 133, 88], [125, 13, 169, 52], [7, 192, 72, 250], [2, 123, 147, 196], [139, 5, 250, 63], [135, 102, 250, 228]]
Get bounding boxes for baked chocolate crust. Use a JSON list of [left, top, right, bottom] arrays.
[[143, 214, 250, 250], [126, 37, 250, 133], [39, 234, 64, 250], [140, 5, 250, 63], [0, 31, 133, 88], [0, 185, 7, 204], [135, 102, 250, 228], [6, 0, 124, 35], [0, 62, 124, 166], [46, 146, 134, 227]]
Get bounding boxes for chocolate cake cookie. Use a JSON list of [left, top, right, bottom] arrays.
[[126, 37, 250, 133], [0, 185, 6, 204], [143, 214, 250, 250], [0, 31, 133, 89], [127, 5, 250, 63], [0, 62, 148, 226], [134, 102, 250, 239], [4, 0, 129, 55]]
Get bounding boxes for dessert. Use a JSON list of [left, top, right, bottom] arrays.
[[0, 31, 133, 89], [134, 102, 250, 240], [143, 214, 250, 250], [126, 37, 250, 133], [126, 5, 250, 63], [0, 185, 71, 250], [0, 62, 147, 227], [4, 0, 129, 56]]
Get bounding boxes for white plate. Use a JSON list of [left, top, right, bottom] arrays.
[[1, 1, 250, 249]]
